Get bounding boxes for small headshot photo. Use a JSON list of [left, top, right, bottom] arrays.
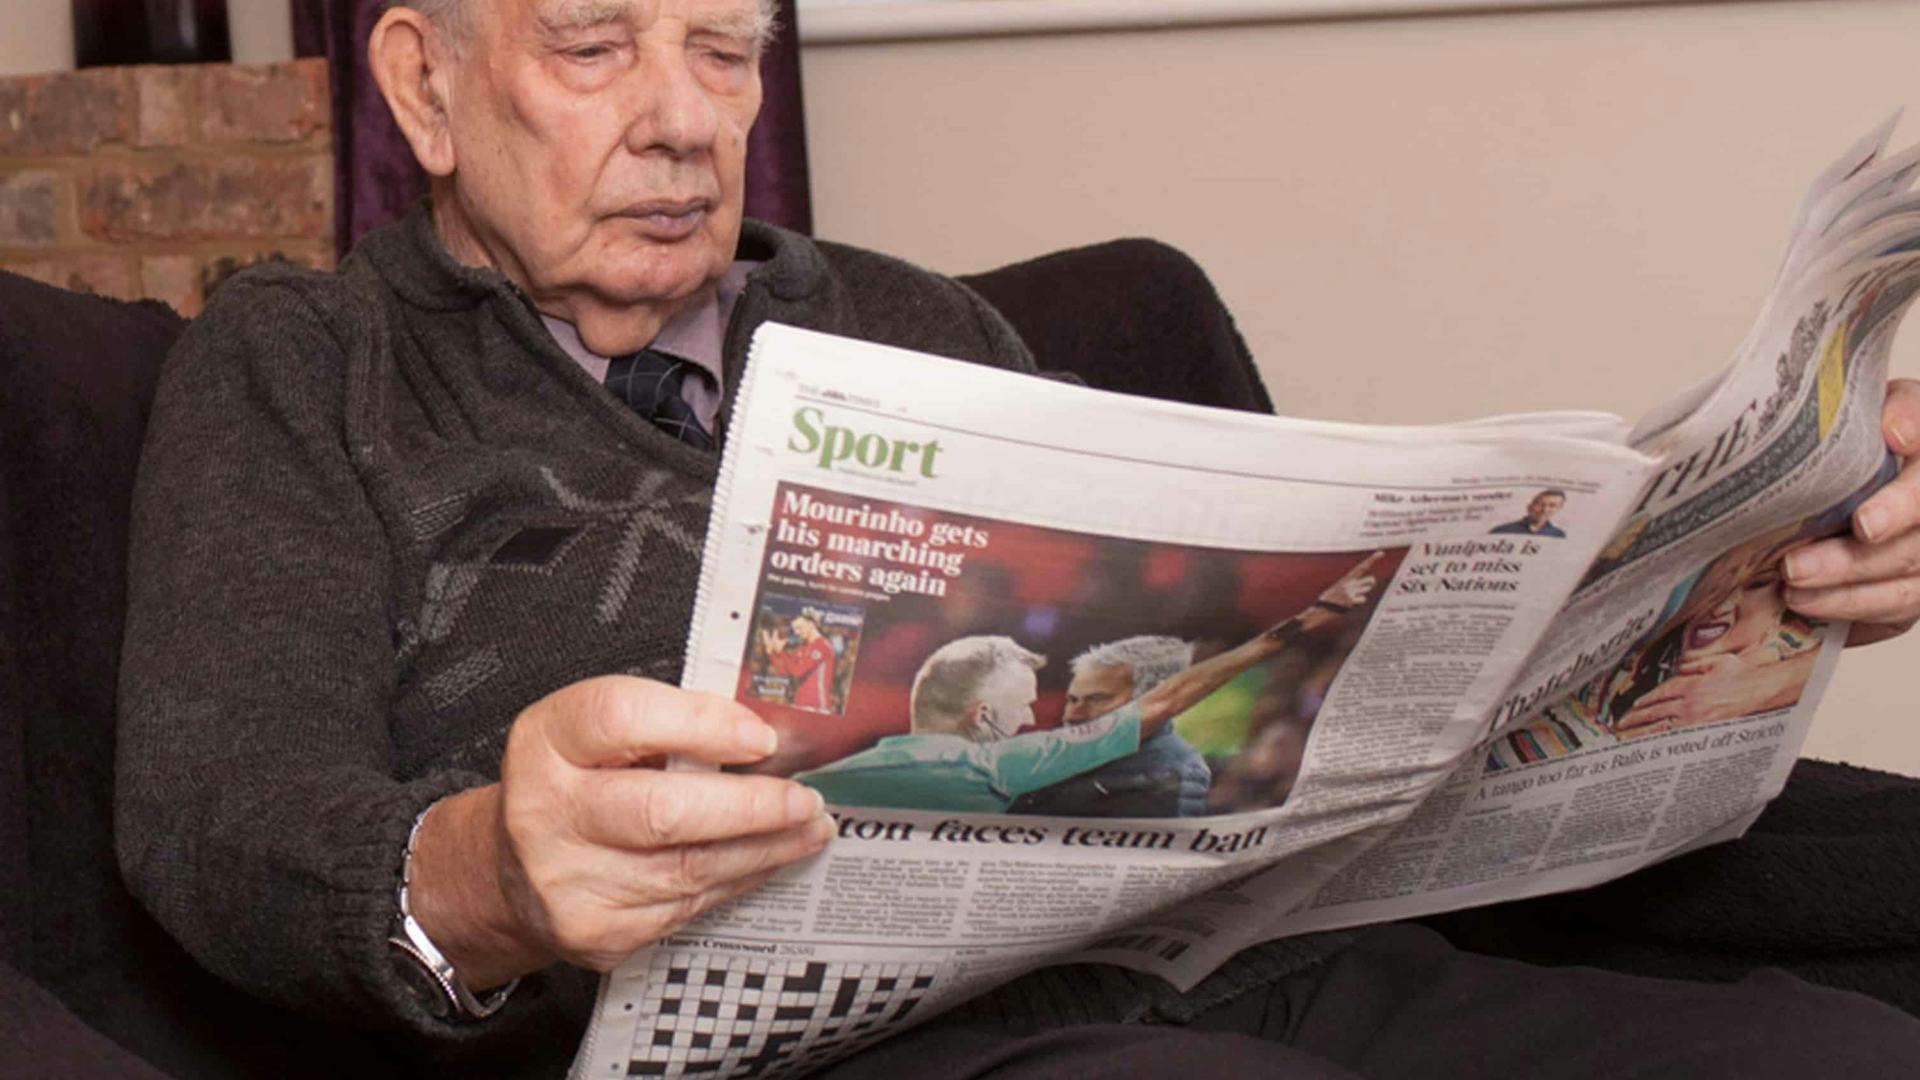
[[744, 595, 865, 717], [1491, 489, 1568, 538]]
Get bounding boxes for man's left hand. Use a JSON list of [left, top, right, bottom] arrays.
[[1784, 378, 1920, 646]]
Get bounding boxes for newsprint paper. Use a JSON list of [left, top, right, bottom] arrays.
[[572, 120, 1920, 1079]]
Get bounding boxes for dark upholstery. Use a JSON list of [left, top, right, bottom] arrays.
[[1, 960, 172, 1079], [959, 239, 1274, 415], [0, 273, 403, 1078], [0, 242, 1915, 1076], [1424, 756, 1920, 1016], [0, 275, 179, 1005]]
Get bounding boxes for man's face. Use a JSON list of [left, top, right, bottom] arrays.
[[970, 664, 1039, 742], [790, 616, 818, 641], [1527, 493, 1564, 526], [441, 0, 763, 349], [1061, 663, 1134, 726]]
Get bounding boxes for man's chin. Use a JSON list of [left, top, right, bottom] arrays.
[[594, 236, 730, 301]]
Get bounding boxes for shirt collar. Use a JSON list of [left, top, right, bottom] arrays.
[[538, 261, 758, 384]]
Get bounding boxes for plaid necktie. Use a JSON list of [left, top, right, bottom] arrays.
[[603, 348, 715, 450]]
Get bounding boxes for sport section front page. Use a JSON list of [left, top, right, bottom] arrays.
[[570, 124, 1920, 1080]]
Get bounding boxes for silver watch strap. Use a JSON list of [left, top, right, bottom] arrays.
[[389, 801, 518, 1020]]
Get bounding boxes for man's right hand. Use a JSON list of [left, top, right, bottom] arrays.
[[406, 677, 834, 989]]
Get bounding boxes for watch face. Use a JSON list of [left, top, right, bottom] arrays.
[[391, 942, 457, 1022]]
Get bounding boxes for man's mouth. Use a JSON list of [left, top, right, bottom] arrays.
[[615, 198, 713, 240]]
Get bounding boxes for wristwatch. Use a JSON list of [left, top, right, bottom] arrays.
[[388, 804, 518, 1021]]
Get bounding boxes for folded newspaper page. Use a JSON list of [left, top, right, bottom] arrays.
[[571, 123, 1920, 1080]]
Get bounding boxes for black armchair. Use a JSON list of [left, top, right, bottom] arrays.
[[3, 242, 1915, 1077]]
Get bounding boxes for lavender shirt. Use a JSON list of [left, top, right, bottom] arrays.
[[540, 261, 758, 432]]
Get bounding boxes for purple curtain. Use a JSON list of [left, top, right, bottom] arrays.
[[292, 0, 814, 262]]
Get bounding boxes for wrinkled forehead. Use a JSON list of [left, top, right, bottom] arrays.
[[507, 0, 770, 37]]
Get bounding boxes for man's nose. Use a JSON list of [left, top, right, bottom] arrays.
[[625, 47, 721, 156]]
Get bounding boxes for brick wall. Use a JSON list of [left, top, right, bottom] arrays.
[[0, 59, 333, 317]]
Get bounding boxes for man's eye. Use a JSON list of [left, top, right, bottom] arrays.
[[567, 44, 614, 61], [702, 46, 752, 68]]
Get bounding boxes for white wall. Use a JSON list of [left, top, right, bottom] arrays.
[[0, 0, 73, 76], [801, 0, 1920, 775], [0, 0, 291, 76], [230, 1, 295, 65]]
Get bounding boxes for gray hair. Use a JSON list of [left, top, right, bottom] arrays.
[[390, 0, 471, 42], [390, 0, 779, 52], [1071, 635, 1192, 697], [910, 635, 1044, 739]]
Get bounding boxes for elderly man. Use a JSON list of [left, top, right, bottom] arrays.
[[112, 0, 1920, 1076], [1007, 635, 1214, 818], [117, 0, 1031, 1057]]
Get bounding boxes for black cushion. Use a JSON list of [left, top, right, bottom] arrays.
[[960, 238, 1274, 415], [0, 272, 179, 988], [0, 270, 405, 1078]]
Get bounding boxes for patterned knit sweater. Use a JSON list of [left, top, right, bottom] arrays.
[[114, 207, 1347, 1073]]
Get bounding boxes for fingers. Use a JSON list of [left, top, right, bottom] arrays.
[[611, 818, 836, 909], [1623, 686, 1681, 714], [577, 769, 826, 849], [1778, 381, 1920, 579], [1832, 382, 1920, 546], [1880, 377, 1920, 457], [1322, 552, 1385, 608], [532, 677, 779, 769], [1614, 713, 1671, 738], [1331, 576, 1377, 606], [1786, 572, 1920, 625], [529, 821, 832, 973], [504, 814, 834, 973], [1783, 530, 1920, 590], [1613, 706, 1666, 733], [1344, 551, 1385, 580], [565, 869, 782, 974], [1775, 387, 1920, 643], [1851, 459, 1920, 546], [1616, 688, 1690, 731]]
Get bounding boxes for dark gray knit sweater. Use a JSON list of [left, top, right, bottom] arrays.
[[115, 208, 1346, 1072]]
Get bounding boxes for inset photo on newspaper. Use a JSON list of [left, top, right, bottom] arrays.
[[744, 594, 865, 716], [1488, 488, 1570, 539], [1485, 483, 1881, 774], [730, 482, 1405, 818]]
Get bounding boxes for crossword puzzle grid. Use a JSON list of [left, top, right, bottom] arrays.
[[621, 953, 940, 1078]]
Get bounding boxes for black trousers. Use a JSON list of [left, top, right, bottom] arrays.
[[821, 924, 1920, 1079]]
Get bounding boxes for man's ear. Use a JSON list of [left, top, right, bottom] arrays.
[[368, 7, 457, 178], [963, 701, 993, 741]]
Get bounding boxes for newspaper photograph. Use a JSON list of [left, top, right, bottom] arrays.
[[569, 123, 1920, 1080]]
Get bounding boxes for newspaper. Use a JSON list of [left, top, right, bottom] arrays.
[[570, 122, 1920, 1079]]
